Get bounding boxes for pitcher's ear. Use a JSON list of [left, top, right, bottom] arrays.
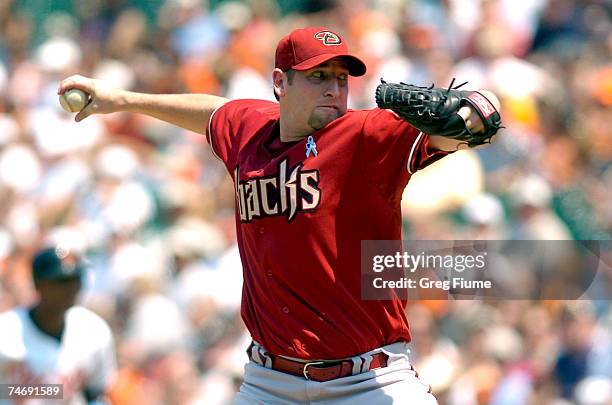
[[273, 69, 286, 98]]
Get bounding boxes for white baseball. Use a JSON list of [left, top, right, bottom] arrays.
[[59, 88, 89, 113]]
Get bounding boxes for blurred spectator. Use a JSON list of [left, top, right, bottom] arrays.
[[0, 246, 116, 405], [554, 302, 612, 400]]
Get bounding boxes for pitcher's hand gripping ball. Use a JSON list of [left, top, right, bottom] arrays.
[[59, 88, 90, 113], [375, 79, 502, 147]]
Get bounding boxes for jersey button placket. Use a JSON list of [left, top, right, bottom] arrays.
[[282, 306, 289, 314], [266, 269, 273, 277]]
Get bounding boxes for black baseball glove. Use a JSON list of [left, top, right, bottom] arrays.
[[375, 79, 502, 147]]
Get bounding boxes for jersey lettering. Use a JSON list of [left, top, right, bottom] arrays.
[[260, 178, 279, 215], [300, 171, 320, 209], [245, 180, 261, 220], [235, 158, 321, 222]]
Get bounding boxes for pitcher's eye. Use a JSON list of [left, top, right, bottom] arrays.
[[309, 71, 327, 80]]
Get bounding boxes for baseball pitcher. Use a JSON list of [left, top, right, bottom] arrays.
[[58, 26, 501, 404]]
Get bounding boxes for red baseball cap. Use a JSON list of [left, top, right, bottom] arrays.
[[275, 27, 366, 77]]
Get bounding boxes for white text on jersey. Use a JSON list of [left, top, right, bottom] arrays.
[[234, 158, 321, 222]]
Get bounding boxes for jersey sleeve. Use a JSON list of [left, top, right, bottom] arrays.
[[85, 315, 117, 393], [206, 99, 245, 167], [362, 109, 453, 199]]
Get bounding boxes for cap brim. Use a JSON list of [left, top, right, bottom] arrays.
[[291, 54, 367, 77]]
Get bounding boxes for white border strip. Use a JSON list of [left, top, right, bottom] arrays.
[[207, 104, 224, 162], [406, 131, 424, 174]]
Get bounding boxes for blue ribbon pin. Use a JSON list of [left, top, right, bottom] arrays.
[[305, 136, 318, 158]]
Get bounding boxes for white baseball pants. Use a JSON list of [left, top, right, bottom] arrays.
[[234, 341, 438, 404]]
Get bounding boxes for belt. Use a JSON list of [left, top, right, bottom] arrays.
[[248, 344, 389, 382]]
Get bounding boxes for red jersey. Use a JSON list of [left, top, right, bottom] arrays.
[[207, 99, 450, 359]]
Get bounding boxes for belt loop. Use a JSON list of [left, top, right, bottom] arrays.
[[249, 341, 266, 367], [351, 355, 364, 375], [361, 353, 373, 371], [256, 343, 272, 368], [251, 345, 264, 366]]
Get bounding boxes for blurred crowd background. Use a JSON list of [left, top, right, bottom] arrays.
[[0, 0, 610, 404]]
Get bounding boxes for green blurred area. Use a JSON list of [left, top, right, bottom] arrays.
[[16, 0, 164, 21], [14, 0, 324, 46], [15, 0, 164, 46], [14, 0, 318, 16]]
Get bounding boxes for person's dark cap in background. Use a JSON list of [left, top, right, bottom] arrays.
[[32, 246, 85, 281]]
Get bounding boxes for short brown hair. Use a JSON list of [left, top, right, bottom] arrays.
[[274, 69, 295, 101]]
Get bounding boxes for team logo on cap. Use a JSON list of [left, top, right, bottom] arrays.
[[55, 246, 70, 259], [55, 245, 78, 274], [314, 31, 342, 46]]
